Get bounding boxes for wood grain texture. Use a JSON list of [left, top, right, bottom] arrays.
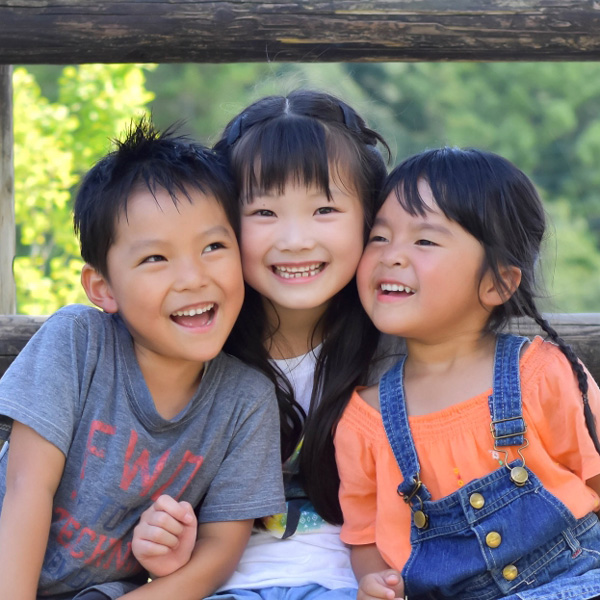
[[0, 66, 15, 314], [1, 313, 600, 381], [0, 1, 599, 64]]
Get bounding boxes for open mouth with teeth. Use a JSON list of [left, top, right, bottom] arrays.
[[380, 283, 416, 296], [272, 263, 325, 279], [171, 304, 216, 327]]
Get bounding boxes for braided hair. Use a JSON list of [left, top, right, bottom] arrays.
[[215, 90, 390, 523], [382, 147, 600, 453]]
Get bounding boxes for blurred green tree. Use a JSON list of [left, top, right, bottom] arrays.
[[13, 64, 154, 314], [12, 61, 600, 313]]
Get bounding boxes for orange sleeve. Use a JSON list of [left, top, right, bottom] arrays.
[[334, 394, 379, 545], [525, 341, 600, 483]]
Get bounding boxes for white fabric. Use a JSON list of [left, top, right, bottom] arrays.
[[272, 347, 320, 415], [221, 527, 356, 590], [219, 345, 357, 591]]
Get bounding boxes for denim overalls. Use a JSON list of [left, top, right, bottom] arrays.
[[379, 334, 600, 599]]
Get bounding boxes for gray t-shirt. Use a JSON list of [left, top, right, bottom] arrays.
[[0, 304, 285, 600]]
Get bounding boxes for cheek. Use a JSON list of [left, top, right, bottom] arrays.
[[222, 259, 245, 310], [336, 218, 365, 270], [356, 255, 374, 305], [240, 222, 263, 265], [240, 234, 261, 272]]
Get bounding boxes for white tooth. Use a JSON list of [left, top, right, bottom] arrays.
[[173, 303, 214, 317], [381, 283, 415, 293]]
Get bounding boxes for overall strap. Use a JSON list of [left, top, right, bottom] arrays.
[[380, 357, 432, 502], [488, 333, 529, 447]]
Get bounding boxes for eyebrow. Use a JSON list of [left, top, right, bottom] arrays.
[[248, 184, 343, 201], [128, 225, 234, 252], [415, 222, 453, 236], [373, 215, 453, 236], [203, 225, 235, 238]]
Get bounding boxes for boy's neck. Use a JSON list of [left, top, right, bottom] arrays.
[[135, 346, 205, 420]]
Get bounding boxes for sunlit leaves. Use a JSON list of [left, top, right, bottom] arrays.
[[14, 64, 154, 314]]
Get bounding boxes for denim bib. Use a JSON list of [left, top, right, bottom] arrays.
[[379, 334, 600, 600]]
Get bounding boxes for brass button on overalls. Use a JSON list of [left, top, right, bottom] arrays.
[[413, 510, 428, 529], [469, 492, 485, 509], [502, 564, 518, 581], [510, 466, 529, 486], [485, 531, 502, 548]]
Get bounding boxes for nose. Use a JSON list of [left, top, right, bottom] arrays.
[[274, 217, 315, 252], [381, 240, 407, 268], [174, 256, 209, 291]]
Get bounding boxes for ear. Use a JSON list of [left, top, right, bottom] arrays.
[[81, 263, 119, 313], [480, 265, 522, 308]]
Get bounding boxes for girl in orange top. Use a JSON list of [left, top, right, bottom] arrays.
[[335, 147, 600, 600]]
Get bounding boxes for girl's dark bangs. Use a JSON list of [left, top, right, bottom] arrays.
[[235, 118, 332, 201], [386, 149, 475, 224], [385, 156, 431, 217]]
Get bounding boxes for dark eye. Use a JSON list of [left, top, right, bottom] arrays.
[[315, 206, 338, 215], [203, 242, 225, 254], [369, 234, 388, 243], [416, 239, 436, 246], [142, 255, 166, 264], [251, 209, 275, 217]]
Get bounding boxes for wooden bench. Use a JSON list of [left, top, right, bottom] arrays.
[[1, 312, 600, 448], [1, 313, 600, 381]]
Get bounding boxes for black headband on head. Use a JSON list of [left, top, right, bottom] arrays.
[[223, 98, 377, 150], [339, 102, 361, 135], [226, 113, 248, 146]]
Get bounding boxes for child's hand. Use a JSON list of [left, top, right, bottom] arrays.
[[358, 569, 405, 600], [132, 494, 197, 578]]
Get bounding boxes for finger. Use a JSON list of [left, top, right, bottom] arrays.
[[178, 501, 196, 525], [152, 495, 195, 526], [361, 579, 396, 600], [358, 588, 394, 600], [134, 518, 184, 548], [132, 536, 172, 557]]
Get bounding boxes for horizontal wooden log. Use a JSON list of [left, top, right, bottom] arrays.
[[1, 313, 600, 383], [0, 1, 600, 64], [0, 315, 47, 380]]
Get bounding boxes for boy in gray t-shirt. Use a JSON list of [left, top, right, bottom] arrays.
[[0, 118, 285, 600]]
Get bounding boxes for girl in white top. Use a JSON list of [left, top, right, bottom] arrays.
[[131, 90, 400, 599]]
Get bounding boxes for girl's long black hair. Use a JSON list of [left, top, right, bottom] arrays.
[[384, 147, 600, 453], [216, 90, 390, 523]]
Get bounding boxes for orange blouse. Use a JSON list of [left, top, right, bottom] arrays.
[[335, 337, 600, 572]]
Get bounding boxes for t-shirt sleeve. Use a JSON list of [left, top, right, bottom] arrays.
[[335, 394, 379, 545], [526, 341, 600, 483], [0, 308, 92, 454], [197, 370, 285, 523]]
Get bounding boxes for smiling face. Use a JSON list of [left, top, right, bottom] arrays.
[[84, 186, 244, 374], [357, 179, 497, 343], [240, 173, 365, 323]]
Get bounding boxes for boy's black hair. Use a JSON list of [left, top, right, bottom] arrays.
[[384, 146, 600, 453], [74, 115, 239, 278], [216, 89, 390, 524]]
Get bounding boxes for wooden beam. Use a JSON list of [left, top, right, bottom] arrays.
[[1, 1, 600, 64], [0, 315, 45, 378], [0, 66, 15, 315], [2, 314, 600, 384]]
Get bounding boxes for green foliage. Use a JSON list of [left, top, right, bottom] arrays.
[[542, 200, 600, 313], [12, 61, 600, 314], [13, 64, 155, 314]]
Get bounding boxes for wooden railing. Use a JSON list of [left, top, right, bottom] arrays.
[[1, 313, 600, 382]]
